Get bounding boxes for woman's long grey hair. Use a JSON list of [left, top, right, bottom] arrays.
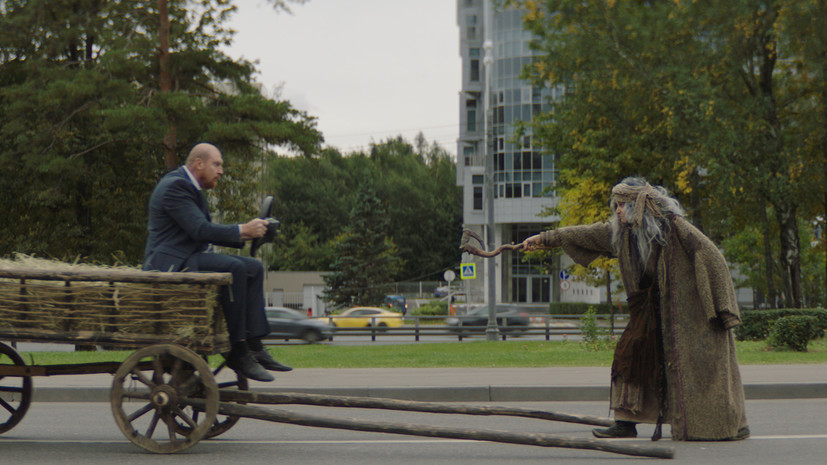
[[610, 177, 685, 265]]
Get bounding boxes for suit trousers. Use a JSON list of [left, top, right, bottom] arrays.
[[184, 253, 269, 344]]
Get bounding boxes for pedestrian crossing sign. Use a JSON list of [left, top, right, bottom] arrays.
[[460, 263, 476, 280]]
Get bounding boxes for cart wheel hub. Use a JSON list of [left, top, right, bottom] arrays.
[[151, 386, 177, 408]]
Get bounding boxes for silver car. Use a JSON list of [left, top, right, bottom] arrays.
[[265, 307, 333, 343]]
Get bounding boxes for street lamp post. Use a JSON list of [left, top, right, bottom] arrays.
[[482, 3, 499, 341]]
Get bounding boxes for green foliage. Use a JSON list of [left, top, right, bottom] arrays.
[[768, 316, 819, 352], [579, 306, 616, 351], [412, 301, 449, 320], [0, 0, 321, 264], [322, 179, 403, 308], [513, 0, 826, 307], [736, 308, 827, 341], [263, 136, 462, 280], [723, 217, 826, 308]]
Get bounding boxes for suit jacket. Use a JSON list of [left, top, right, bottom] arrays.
[[142, 166, 243, 272]]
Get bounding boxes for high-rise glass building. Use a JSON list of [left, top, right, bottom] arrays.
[[456, 0, 603, 309]]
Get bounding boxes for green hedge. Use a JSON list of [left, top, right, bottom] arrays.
[[547, 302, 621, 315], [768, 316, 819, 352], [412, 301, 449, 319], [735, 308, 827, 341]]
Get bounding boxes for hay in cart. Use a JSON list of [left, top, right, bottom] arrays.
[[0, 256, 231, 353]]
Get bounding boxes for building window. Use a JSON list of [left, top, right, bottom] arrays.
[[463, 146, 475, 167], [512, 277, 528, 302], [466, 98, 477, 133], [466, 15, 477, 39], [532, 277, 550, 303], [470, 48, 480, 82], [473, 186, 483, 210]]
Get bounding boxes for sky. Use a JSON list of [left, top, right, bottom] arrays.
[[226, 0, 462, 156]]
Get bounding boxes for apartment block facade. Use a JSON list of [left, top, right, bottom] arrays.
[[456, 0, 604, 309]]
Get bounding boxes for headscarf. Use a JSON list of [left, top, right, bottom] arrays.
[[611, 181, 664, 228]]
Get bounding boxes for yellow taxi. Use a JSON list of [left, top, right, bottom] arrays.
[[326, 307, 404, 328]]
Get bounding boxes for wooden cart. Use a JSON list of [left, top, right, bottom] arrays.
[[0, 264, 245, 453], [0, 264, 674, 459]]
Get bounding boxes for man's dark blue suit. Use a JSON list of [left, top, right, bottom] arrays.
[[142, 166, 269, 344]]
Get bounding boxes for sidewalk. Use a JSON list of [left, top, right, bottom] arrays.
[[29, 364, 827, 402]]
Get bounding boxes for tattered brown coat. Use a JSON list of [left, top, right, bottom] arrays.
[[540, 217, 748, 440]]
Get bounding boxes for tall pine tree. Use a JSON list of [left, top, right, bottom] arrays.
[[322, 178, 401, 308], [0, 0, 321, 263]]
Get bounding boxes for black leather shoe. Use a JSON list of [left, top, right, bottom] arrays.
[[227, 352, 275, 382], [592, 421, 638, 438], [252, 349, 293, 372]]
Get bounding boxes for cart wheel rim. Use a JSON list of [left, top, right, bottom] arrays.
[[0, 342, 33, 434], [176, 359, 248, 440], [110, 344, 218, 453]]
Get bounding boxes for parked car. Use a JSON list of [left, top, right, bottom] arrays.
[[265, 307, 333, 343], [444, 306, 531, 334], [326, 307, 404, 328], [384, 295, 408, 315], [433, 286, 451, 298]]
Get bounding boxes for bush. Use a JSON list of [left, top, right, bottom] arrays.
[[579, 306, 616, 351], [736, 308, 827, 341], [767, 316, 818, 352], [548, 302, 620, 315], [412, 301, 448, 320]]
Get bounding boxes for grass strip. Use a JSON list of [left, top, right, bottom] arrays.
[[10, 339, 826, 369]]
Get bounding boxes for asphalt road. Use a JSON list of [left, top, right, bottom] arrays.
[[2, 399, 825, 465]]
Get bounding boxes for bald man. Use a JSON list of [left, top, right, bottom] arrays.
[[143, 143, 290, 382]]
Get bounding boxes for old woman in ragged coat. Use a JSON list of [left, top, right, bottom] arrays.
[[522, 177, 749, 441]]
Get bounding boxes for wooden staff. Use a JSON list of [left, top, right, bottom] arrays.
[[460, 229, 524, 258], [187, 398, 674, 459], [218, 390, 614, 427]]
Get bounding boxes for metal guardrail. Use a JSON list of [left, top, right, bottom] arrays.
[[264, 314, 627, 343]]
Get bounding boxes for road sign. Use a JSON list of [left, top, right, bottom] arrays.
[[460, 263, 476, 280], [559, 270, 570, 281], [560, 280, 571, 291], [443, 270, 456, 282]]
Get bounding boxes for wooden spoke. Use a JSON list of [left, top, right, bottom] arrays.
[[0, 343, 32, 434], [110, 344, 218, 453]]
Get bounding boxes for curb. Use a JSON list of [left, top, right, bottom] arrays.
[[33, 383, 827, 403]]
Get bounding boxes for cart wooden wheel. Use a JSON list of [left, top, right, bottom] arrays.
[[0, 342, 32, 434], [174, 359, 248, 439], [110, 344, 219, 453]]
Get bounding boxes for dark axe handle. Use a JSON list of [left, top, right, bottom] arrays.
[[460, 229, 524, 258]]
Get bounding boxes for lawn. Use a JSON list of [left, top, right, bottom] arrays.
[[9, 338, 827, 369]]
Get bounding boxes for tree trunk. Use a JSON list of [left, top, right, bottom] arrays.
[[760, 205, 777, 308], [158, 0, 177, 171], [775, 203, 802, 308]]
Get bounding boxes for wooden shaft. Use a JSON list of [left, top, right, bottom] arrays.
[[187, 399, 674, 459], [218, 390, 614, 427]]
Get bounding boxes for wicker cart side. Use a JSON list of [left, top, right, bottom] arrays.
[[0, 266, 232, 355]]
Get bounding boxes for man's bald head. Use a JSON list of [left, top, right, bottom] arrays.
[[186, 143, 221, 167], [186, 143, 224, 190]]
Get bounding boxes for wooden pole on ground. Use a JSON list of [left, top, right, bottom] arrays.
[[218, 390, 615, 427], [188, 398, 675, 459]]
